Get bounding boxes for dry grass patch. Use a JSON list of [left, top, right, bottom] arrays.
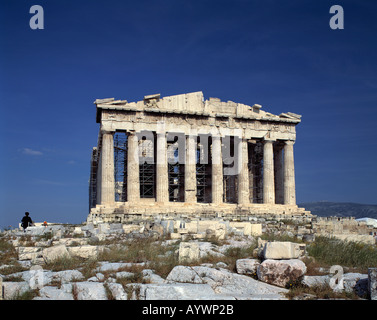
[[43, 255, 86, 272], [285, 282, 361, 300], [0, 237, 18, 264]]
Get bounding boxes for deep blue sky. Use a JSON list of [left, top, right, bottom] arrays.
[[1, 0, 377, 228]]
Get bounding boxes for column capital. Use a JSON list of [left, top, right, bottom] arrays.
[[284, 140, 295, 146], [274, 141, 285, 151], [101, 129, 115, 135], [157, 132, 168, 138]]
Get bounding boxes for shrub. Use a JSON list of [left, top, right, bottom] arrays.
[[307, 236, 377, 273]]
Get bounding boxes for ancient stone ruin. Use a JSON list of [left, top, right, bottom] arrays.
[[87, 91, 310, 223], [1, 92, 377, 301]]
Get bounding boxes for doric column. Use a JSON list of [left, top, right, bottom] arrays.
[[100, 131, 115, 204], [185, 135, 197, 203], [284, 140, 296, 205], [237, 138, 250, 205], [263, 139, 275, 204], [96, 148, 102, 204], [127, 131, 140, 203], [274, 143, 284, 204], [211, 135, 223, 204], [156, 132, 169, 203]]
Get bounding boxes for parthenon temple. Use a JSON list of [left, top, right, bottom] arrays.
[[87, 91, 309, 223]]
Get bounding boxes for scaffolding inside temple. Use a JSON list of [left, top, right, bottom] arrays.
[[89, 147, 98, 210], [168, 137, 185, 202], [249, 139, 264, 203], [139, 134, 156, 198], [114, 131, 128, 202], [196, 135, 211, 203], [92, 131, 266, 206]]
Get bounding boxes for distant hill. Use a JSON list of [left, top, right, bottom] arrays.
[[298, 202, 377, 219]]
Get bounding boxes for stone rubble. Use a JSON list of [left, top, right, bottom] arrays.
[[0, 220, 376, 300]]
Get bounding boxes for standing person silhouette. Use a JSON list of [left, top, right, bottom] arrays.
[[21, 212, 33, 232]]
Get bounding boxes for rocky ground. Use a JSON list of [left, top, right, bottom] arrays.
[[0, 222, 376, 300]]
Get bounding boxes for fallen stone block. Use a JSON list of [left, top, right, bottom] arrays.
[[302, 275, 330, 288], [23, 226, 50, 236], [142, 283, 221, 300], [343, 273, 368, 297], [257, 259, 307, 288], [17, 247, 42, 261], [52, 270, 84, 283], [42, 244, 70, 263], [67, 245, 103, 259], [73, 282, 108, 300], [178, 242, 199, 263], [57, 238, 88, 246], [166, 265, 288, 298], [8, 269, 54, 288], [236, 259, 260, 276], [229, 222, 262, 237], [262, 241, 306, 260], [198, 241, 224, 258], [34, 284, 74, 300], [141, 269, 166, 284], [97, 261, 146, 272], [218, 238, 256, 255], [107, 282, 128, 300], [2, 281, 30, 300]]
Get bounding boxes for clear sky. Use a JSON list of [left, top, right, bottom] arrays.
[[1, 0, 376, 228]]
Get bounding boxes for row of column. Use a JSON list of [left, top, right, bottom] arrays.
[[98, 131, 296, 206]]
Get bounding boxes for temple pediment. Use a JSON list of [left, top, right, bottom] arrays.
[[94, 91, 301, 124]]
